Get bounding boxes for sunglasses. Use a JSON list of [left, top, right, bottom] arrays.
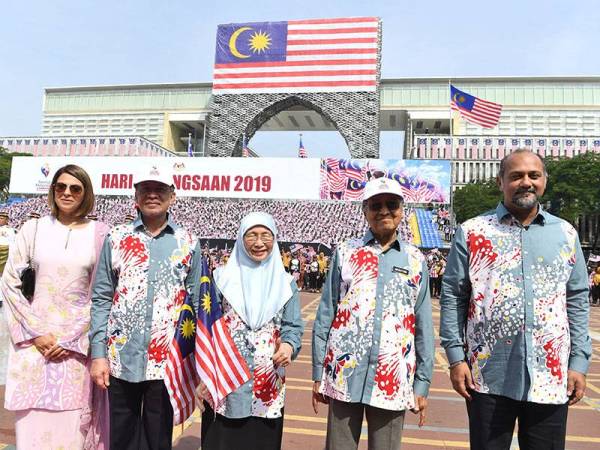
[[368, 200, 402, 212], [53, 182, 84, 196]]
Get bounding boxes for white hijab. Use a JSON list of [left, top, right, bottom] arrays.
[[213, 212, 293, 331]]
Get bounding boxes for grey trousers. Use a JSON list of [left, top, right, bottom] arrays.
[[326, 399, 406, 450]]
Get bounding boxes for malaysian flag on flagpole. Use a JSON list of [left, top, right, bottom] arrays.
[[242, 134, 250, 157], [187, 133, 194, 157], [212, 17, 380, 94], [165, 292, 201, 425], [450, 85, 502, 129], [298, 134, 308, 158], [195, 259, 251, 410]]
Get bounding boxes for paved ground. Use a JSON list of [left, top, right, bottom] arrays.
[[2, 292, 600, 449]]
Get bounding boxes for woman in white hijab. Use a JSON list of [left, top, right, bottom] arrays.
[[201, 212, 304, 450]]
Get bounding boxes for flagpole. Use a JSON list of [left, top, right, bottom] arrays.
[[448, 79, 453, 138]]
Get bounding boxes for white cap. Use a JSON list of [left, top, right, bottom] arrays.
[[133, 165, 173, 187], [362, 177, 404, 201]]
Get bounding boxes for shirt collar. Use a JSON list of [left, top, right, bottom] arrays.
[[363, 229, 402, 251], [132, 211, 178, 234], [496, 202, 547, 226]]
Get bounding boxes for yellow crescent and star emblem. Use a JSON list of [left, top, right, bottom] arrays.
[[180, 317, 196, 339], [452, 93, 466, 104], [229, 26, 273, 59]]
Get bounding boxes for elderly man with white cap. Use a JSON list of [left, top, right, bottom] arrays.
[[90, 165, 202, 450], [312, 177, 434, 450]]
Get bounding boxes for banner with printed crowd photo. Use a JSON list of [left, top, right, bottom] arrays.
[[320, 158, 451, 203], [9, 156, 451, 204]]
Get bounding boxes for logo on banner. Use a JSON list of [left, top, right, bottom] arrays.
[[173, 162, 186, 172], [40, 163, 50, 178]]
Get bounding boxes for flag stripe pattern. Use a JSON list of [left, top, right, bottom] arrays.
[[164, 292, 200, 425], [450, 85, 502, 129], [195, 259, 251, 409], [213, 17, 380, 94], [298, 136, 308, 158]]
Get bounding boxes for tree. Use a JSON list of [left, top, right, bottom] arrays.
[[0, 147, 32, 202], [452, 179, 501, 224], [542, 153, 600, 255], [542, 153, 600, 223]]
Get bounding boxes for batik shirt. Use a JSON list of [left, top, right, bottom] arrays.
[[440, 203, 591, 404], [90, 215, 201, 383], [215, 280, 303, 419], [312, 231, 434, 412]]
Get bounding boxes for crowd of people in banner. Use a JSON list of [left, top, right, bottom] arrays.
[[3, 196, 457, 247], [0, 150, 595, 450]]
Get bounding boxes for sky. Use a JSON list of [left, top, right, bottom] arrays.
[[1, 0, 599, 158]]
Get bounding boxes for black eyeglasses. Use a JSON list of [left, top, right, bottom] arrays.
[[368, 200, 402, 212], [53, 182, 83, 196]]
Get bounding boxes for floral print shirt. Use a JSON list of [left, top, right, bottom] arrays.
[[312, 231, 434, 412], [214, 280, 303, 419], [90, 215, 201, 383], [440, 203, 592, 404]]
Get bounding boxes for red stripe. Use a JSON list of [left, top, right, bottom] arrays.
[[215, 321, 251, 379], [213, 326, 241, 388], [165, 346, 186, 421], [214, 58, 376, 69], [287, 37, 377, 45], [289, 17, 378, 25], [213, 80, 376, 89], [286, 48, 377, 56], [214, 69, 376, 79], [287, 27, 378, 35]]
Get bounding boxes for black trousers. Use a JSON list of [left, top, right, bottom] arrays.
[[201, 402, 284, 450], [467, 391, 568, 450], [108, 376, 174, 450]]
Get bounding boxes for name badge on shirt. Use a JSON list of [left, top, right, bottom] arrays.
[[393, 266, 409, 275]]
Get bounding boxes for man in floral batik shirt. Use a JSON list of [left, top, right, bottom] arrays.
[[312, 177, 434, 450], [90, 166, 202, 450], [440, 149, 591, 450]]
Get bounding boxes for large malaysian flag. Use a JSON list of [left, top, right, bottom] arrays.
[[213, 17, 380, 94], [450, 85, 502, 129]]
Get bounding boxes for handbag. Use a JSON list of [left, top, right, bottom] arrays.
[[19, 219, 38, 302]]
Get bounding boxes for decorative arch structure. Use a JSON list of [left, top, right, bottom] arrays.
[[205, 91, 380, 158]]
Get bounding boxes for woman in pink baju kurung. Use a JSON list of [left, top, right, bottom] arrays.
[[0, 165, 109, 450]]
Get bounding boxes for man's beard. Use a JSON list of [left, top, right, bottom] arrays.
[[512, 188, 538, 209]]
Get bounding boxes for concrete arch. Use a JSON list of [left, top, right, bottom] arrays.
[[205, 91, 381, 158]]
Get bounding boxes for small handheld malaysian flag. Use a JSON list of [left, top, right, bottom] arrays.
[[450, 85, 502, 129], [195, 259, 251, 410], [164, 292, 201, 425]]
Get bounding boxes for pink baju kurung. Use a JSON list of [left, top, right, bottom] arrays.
[[0, 216, 109, 449]]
